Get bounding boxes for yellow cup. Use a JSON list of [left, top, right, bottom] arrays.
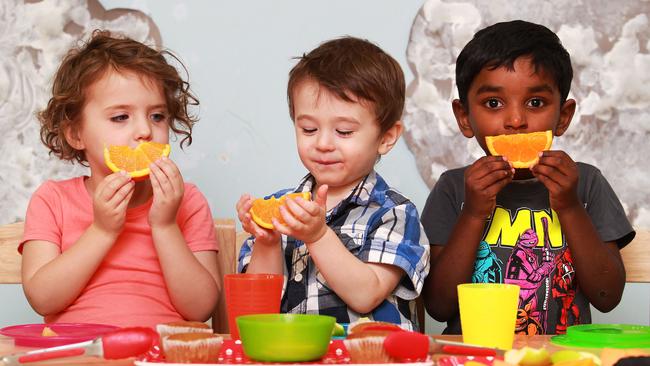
[[457, 283, 520, 350]]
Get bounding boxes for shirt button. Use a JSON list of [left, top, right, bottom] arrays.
[[294, 273, 303, 282]]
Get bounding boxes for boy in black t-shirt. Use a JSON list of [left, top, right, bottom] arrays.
[[420, 20, 635, 335]]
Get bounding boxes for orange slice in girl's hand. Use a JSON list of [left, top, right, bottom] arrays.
[[104, 142, 171, 180], [485, 130, 553, 168], [250, 192, 312, 229]]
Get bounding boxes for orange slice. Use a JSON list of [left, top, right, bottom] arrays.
[[41, 326, 58, 337], [250, 192, 312, 229], [104, 141, 171, 180], [485, 130, 553, 168]]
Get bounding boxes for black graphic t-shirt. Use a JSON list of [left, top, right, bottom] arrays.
[[421, 162, 635, 335]]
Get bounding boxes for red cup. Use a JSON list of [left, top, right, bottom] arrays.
[[224, 273, 283, 339]]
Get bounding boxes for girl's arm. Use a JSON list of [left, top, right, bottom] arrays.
[[22, 173, 135, 315], [21, 225, 118, 315], [151, 224, 219, 321], [148, 159, 219, 321]]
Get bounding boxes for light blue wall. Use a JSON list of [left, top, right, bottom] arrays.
[[2, 0, 646, 334]]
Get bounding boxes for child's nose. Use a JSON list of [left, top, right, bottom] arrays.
[[316, 132, 335, 151], [133, 118, 153, 141], [504, 107, 527, 130]]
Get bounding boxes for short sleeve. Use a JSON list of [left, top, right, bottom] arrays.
[[579, 164, 635, 248], [178, 184, 218, 252], [421, 169, 464, 246], [361, 202, 430, 300], [237, 236, 255, 273], [20, 181, 63, 253]]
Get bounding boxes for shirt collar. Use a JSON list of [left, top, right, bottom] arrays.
[[293, 170, 388, 211]]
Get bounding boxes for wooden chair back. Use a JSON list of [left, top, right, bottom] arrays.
[[0, 222, 23, 284], [620, 229, 650, 283], [0, 219, 239, 334], [212, 218, 237, 333]]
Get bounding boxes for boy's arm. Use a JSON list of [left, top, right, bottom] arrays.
[[303, 228, 404, 314], [275, 185, 420, 314], [422, 157, 513, 322], [532, 151, 626, 312], [555, 208, 624, 311], [236, 194, 284, 274], [422, 212, 488, 321]]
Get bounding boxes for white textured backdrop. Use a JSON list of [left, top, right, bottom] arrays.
[[403, 0, 650, 228]]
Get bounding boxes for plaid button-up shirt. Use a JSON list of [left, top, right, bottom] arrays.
[[239, 171, 430, 330]]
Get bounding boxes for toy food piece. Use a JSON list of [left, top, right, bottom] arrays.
[[485, 130, 553, 168], [41, 326, 58, 337], [250, 192, 312, 229], [104, 142, 170, 180]]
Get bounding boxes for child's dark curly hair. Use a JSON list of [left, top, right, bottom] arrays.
[[38, 30, 199, 165]]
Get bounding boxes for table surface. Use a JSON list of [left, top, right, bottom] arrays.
[[0, 334, 559, 365]]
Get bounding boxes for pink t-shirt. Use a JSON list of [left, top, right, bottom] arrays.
[[21, 177, 218, 328]]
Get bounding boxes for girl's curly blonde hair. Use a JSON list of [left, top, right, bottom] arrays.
[[39, 30, 199, 165]]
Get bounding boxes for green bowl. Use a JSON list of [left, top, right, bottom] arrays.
[[237, 314, 336, 362]]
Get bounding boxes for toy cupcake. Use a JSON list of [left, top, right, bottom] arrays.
[[163, 333, 223, 363], [156, 321, 213, 340], [344, 329, 398, 364]]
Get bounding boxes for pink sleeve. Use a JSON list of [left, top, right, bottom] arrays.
[[20, 181, 62, 253], [178, 184, 218, 252]]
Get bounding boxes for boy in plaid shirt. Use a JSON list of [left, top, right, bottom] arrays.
[[236, 37, 430, 330]]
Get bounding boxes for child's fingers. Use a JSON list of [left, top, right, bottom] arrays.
[[271, 217, 291, 236], [283, 198, 310, 222], [115, 185, 135, 212], [150, 161, 173, 196], [149, 164, 163, 196], [107, 180, 135, 207], [278, 204, 304, 230], [236, 195, 253, 214], [154, 157, 183, 191], [98, 172, 132, 202], [315, 185, 328, 208]]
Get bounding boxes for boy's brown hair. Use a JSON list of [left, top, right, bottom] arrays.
[[287, 36, 405, 133], [39, 30, 199, 165]]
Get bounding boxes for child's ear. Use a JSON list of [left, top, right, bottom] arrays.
[[452, 99, 474, 138], [555, 98, 576, 137], [378, 120, 403, 155], [63, 122, 85, 150]]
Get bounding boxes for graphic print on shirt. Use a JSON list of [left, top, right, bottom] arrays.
[[476, 206, 578, 335], [472, 241, 503, 283], [552, 248, 580, 333]]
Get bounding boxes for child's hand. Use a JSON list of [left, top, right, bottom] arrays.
[[149, 157, 184, 228], [236, 194, 281, 246], [463, 156, 514, 219], [92, 171, 135, 236], [531, 150, 580, 213], [274, 185, 328, 244]]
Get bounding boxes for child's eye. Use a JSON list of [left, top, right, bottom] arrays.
[[302, 128, 317, 134], [527, 98, 545, 108], [150, 113, 168, 122], [336, 130, 353, 136], [110, 114, 129, 122], [484, 99, 503, 109]]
